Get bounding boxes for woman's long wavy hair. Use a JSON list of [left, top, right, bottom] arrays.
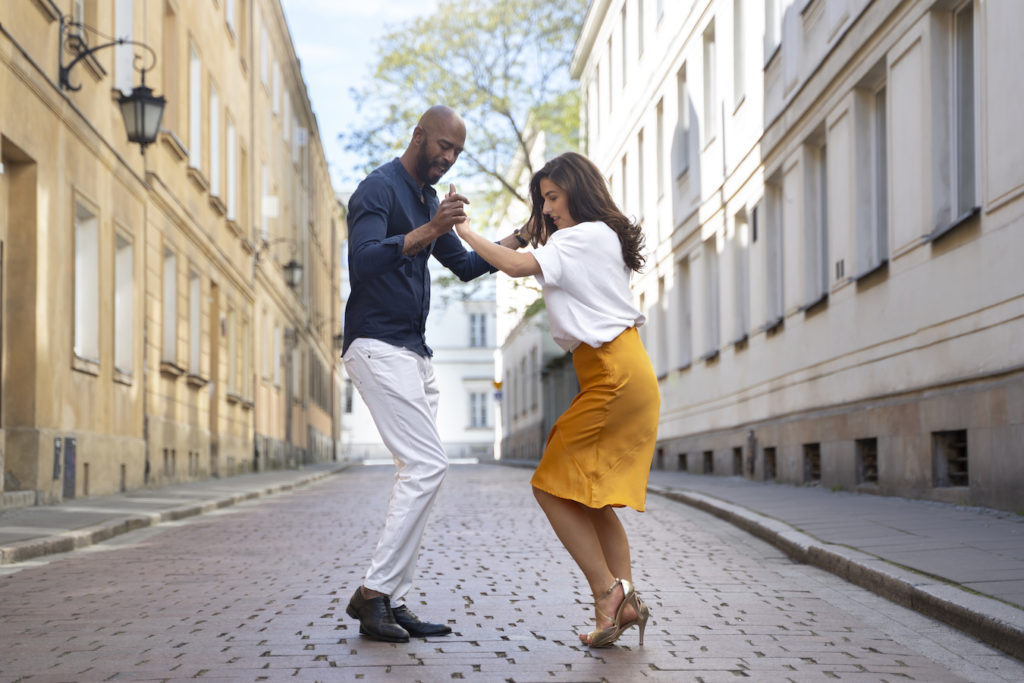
[[522, 152, 646, 273]]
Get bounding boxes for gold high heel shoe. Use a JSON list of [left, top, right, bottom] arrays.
[[582, 579, 651, 647]]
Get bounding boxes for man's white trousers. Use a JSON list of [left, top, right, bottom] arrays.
[[342, 338, 448, 606]]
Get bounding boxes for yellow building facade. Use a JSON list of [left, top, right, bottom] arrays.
[[0, 0, 345, 506]]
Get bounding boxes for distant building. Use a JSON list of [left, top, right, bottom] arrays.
[[0, 0, 345, 508], [569, 0, 1024, 511]]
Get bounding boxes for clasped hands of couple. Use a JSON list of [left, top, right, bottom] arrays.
[[434, 184, 531, 244]]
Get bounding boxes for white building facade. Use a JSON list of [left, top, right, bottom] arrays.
[[572, 0, 1024, 511]]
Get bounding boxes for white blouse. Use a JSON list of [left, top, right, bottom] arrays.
[[531, 221, 645, 352]]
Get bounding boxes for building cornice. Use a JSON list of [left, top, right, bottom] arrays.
[[570, 0, 612, 79]]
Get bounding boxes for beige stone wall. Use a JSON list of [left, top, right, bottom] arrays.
[[0, 0, 344, 504]]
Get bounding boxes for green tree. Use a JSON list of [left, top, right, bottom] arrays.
[[343, 0, 586, 216]]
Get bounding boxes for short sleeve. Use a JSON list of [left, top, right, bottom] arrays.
[[531, 228, 591, 288]]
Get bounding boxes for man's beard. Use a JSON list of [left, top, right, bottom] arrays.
[[417, 149, 448, 185]]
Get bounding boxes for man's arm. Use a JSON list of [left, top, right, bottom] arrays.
[[401, 187, 470, 256]]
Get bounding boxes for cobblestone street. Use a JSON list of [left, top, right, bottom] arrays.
[[1, 464, 1022, 682]]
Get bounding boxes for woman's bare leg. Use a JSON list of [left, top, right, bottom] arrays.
[[533, 488, 638, 641]]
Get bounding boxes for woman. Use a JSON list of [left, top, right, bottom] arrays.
[[454, 152, 660, 647]]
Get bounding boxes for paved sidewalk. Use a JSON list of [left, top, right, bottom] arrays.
[[0, 462, 348, 564], [647, 470, 1024, 661]]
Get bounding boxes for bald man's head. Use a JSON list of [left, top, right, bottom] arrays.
[[405, 106, 467, 185]]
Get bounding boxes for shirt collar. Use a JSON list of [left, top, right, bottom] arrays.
[[391, 158, 437, 202]]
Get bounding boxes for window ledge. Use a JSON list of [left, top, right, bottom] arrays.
[[731, 333, 749, 349], [677, 362, 692, 372], [209, 195, 227, 216], [800, 293, 829, 315], [226, 218, 243, 238], [241, 399, 254, 411], [226, 392, 242, 405], [928, 206, 980, 242], [160, 130, 188, 162], [186, 373, 209, 389], [72, 355, 100, 376], [160, 361, 186, 378], [761, 316, 785, 335], [700, 349, 720, 363], [855, 259, 889, 282], [187, 166, 209, 193], [113, 369, 134, 386]]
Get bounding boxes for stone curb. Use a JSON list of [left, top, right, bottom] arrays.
[[0, 466, 348, 566], [648, 485, 1024, 662]]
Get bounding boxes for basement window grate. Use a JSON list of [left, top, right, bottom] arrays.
[[933, 430, 968, 487], [856, 438, 879, 484], [804, 443, 821, 482], [678, 453, 687, 471], [732, 447, 743, 475], [763, 447, 777, 481], [703, 450, 714, 474]]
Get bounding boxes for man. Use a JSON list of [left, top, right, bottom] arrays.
[[342, 105, 531, 642]]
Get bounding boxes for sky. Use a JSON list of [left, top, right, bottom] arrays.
[[280, 0, 440, 194]]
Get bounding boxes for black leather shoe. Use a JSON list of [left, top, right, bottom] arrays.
[[392, 604, 452, 637], [346, 587, 409, 642]]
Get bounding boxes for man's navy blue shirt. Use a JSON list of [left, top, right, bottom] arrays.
[[343, 158, 494, 357]]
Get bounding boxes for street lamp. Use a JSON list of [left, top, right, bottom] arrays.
[[59, 14, 167, 155], [282, 258, 303, 289], [255, 237, 303, 291]]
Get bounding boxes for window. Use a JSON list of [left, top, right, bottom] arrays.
[[242, 316, 252, 399], [657, 0, 664, 24], [702, 22, 718, 143], [606, 37, 613, 113], [114, 0, 133, 94], [856, 80, 888, 276], [74, 202, 99, 363], [162, 248, 178, 363], [656, 98, 665, 197], [765, 0, 783, 61], [703, 236, 720, 357], [273, 324, 281, 386], [804, 138, 828, 307], [636, 129, 645, 219], [732, 210, 750, 342], [620, 6, 627, 90], [188, 46, 202, 170], [227, 307, 237, 394], [114, 234, 133, 374], [469, 312, 487, 347], [674, 64, 690, 177], [675, 256, 692, 368], [209, 83, 220, 196], [262, 312, 271, 379], [260, 24, 269, 85], [226, 117, 237, 219], [764, 177, 784, 326], [273, 61, 280, 115], [733, 0, 745, 106], [188, 271, 201, 373], [952, 2, 976, 217], [469, 392, 489, 428], [637, 0, 644, 58], [656, 276, 668, 376], [530, 347, 538, 410], [621, 154, 628, 213]]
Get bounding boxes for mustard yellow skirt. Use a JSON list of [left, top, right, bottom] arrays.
[[530, 327, 660, 511]]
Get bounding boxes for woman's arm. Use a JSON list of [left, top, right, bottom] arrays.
[[455, 220, 542, 278]]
